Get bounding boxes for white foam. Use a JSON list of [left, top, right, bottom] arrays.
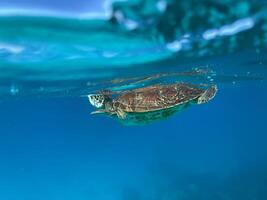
[[0, 43, 24, 54], [166, 36, 190, 52], [166, 41, 182, 52], [203, 17, 255, 40]]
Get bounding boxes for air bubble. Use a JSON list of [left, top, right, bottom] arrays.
[[10, 84, 19, 96]]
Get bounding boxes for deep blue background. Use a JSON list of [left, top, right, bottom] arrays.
[[0, 83, 267, 199]]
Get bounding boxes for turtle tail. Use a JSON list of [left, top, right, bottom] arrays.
[[197, 85, 218, 104]]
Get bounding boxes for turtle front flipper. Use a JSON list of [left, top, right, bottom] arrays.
[[197, 85, 218, 104], [91, 110, 106, 115], [116, 108, 127, 119]]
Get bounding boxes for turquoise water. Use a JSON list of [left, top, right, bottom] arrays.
[[0, 0, 267, 199], [0, 0, 266, 98]]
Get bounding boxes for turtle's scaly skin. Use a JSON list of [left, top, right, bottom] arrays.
[[112, 83, 205, 113]]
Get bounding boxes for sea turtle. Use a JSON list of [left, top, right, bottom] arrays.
[[88, 83, 217, 125]]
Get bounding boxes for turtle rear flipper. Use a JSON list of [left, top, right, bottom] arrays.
[[197, 85, 218, 104]]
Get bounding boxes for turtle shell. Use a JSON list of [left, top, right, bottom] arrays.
[[112, 83, 205, 113]]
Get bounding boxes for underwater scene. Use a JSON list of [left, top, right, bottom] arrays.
[[0, 0, 267, 199]]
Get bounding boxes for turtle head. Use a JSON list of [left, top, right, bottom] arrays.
[[88, 94, 106, 108], [88, 93, 116, 116]]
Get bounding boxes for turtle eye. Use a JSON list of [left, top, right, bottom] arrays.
[[88, 94, 105, 108]]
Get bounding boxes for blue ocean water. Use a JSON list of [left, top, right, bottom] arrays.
[[0, 0, 267, 199]]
